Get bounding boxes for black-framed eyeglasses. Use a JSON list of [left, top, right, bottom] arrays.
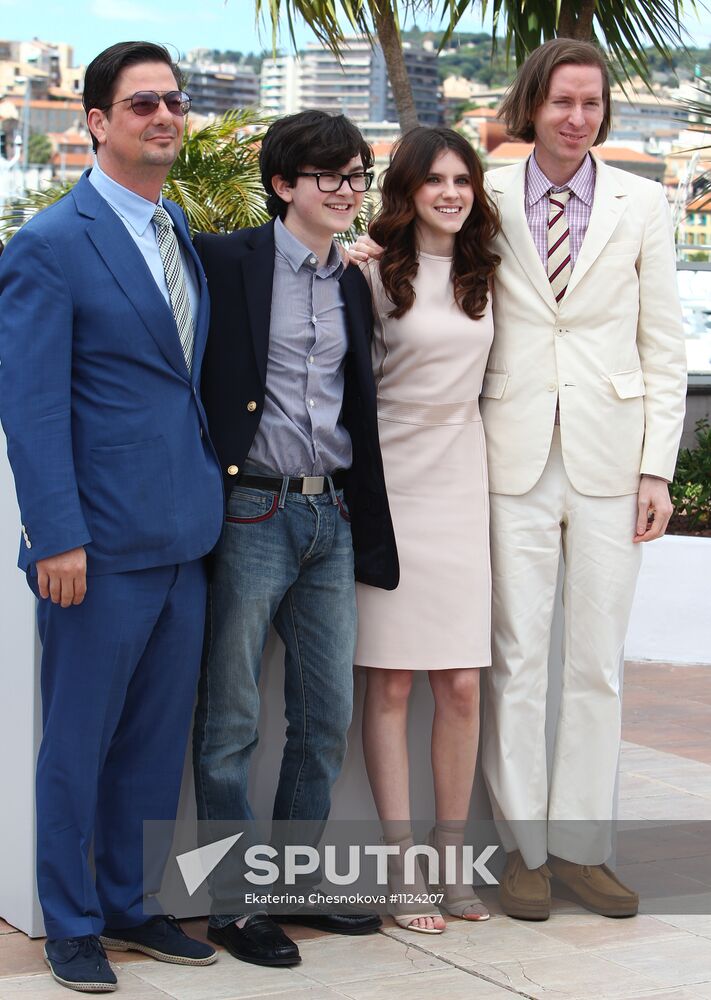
[[295, 170, 374, 193], [104, 90, 192, 117]]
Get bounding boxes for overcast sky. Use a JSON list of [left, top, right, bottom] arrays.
[[4, 0, 711, 67]]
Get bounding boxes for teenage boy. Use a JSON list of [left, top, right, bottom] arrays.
[[193, 110, 398, 967]]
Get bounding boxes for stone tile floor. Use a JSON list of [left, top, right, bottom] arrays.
[[2, 660, 711, 1000]]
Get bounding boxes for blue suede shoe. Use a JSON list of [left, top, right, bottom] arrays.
[[44, 935, 117, 993], [100, 915, 217, 966]]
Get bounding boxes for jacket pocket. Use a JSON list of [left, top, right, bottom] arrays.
[[604, 240, 638, 257], [608, 368, 646, 399], [86, 436, 177, 555], [481, 370, 509, 399]]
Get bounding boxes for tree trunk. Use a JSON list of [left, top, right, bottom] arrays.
[[557, 0, 596, 40], [557, 3, 576, 36], [574, 0, 596, 39], [372, 4, 419, 132]]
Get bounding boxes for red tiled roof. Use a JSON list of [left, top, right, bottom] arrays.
[[487, 142, 661, 165], [47, 129, 90, 144], [687, 193, 711, 212], [51, 151, 92, 166], [30, 99, 83, 110], [596, 146, 660, 164], [461, 107, 499, 118], [488, 141, 534, 160], [477, 120, 509, 153]]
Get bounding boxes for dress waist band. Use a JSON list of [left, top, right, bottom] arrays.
[[377, 396, 481, 425]]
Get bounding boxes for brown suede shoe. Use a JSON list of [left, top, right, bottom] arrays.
[[499, 850, 552, 921], [548, 856, 639, 917]]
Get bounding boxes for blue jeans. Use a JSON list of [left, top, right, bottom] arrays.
[[193, 481, 357, 921]]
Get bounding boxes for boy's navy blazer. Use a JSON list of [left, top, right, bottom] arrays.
[[195, 219, 399, 591]]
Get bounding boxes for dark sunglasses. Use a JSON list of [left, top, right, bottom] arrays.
[[104, 90, 192, 117]]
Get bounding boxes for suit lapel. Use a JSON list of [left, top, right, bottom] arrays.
[[74, 176, 189, 377], [565, 155, 628, 299], [240, 222, 275, 388], [494, 161, 558, 313]]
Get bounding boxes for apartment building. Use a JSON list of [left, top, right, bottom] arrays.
[[179, 59, 260, 116], [680, 191, 711, 257], [0, 39, 82, 100], [260, 37, 441, 126]]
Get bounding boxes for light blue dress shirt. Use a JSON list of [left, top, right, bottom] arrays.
[[88, 161, 199, 328], [247, 217, 352, 477]]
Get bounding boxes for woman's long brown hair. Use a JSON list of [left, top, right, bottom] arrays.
[[370, 127, 500, 320]]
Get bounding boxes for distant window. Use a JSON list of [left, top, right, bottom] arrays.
[[678, 264, 711, 375]]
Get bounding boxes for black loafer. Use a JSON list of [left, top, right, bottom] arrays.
[[207, 914, 300, 967], [271, 906, 382, 935]]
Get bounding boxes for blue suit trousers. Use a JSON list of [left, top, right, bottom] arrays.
[[33, 559, 206, 939]]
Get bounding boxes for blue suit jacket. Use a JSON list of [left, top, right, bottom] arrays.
[[0, 171, 224, 573]]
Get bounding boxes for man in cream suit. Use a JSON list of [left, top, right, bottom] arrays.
[[480, 38, 686, 920]]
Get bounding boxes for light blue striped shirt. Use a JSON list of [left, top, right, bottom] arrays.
[[88, 161, 199, 328], [247, 217, 352, 476]]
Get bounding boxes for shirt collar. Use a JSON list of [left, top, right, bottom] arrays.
[[526, 151, 595, 208], [88, 161, 164, 236], [274, 216, 343, 278]]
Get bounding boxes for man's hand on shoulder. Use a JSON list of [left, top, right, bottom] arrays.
[[36, 547, 87, 607], [633, 476, 673, 543]]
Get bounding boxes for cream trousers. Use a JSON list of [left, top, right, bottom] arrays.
[[482, 428, 642, 868]]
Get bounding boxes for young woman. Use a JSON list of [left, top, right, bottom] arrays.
[[353, 126, 500, 933]]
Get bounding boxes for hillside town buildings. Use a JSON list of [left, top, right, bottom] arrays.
[[1, 32, 711, 274]]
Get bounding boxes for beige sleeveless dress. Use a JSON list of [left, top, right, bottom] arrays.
[[354, 253, 493, 670]]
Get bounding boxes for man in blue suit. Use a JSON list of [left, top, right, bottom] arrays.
[[0, 42, 223, 993]]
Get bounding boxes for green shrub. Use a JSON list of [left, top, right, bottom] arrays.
[[670, 418, 711, 532]]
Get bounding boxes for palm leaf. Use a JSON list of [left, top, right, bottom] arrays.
[[0, 183, 74, 241], [486, 0, 697, 87]]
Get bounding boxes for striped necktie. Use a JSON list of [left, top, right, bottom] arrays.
[[152, 204, 194, 373], [547, 188, 571, 305]]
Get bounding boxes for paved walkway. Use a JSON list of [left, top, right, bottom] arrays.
[[2, 660, 711, 1000]]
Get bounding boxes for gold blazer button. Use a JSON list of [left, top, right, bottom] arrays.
[[246, 401, 257, 412], [227, 464, 239, 476]]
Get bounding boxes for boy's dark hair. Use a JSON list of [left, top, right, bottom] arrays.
[[83, 41, 183, 152], [259, 110, 373, 218], [498, 38, 611, 145]]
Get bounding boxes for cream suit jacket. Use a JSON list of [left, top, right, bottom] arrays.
[[482, 154, 687, 497]]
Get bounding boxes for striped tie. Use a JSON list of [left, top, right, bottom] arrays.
[[547, 189, 571, 305], [153, 204, 194, 373]]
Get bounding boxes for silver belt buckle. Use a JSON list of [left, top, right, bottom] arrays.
[[301, 476, 324, 495]]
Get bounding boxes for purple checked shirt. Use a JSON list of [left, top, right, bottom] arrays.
[[525, 152, 596, 270]]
